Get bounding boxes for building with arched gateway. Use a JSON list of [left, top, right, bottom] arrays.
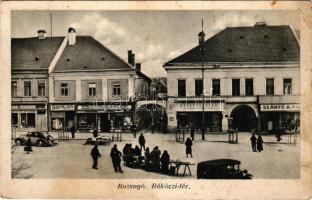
[[163, 22, 300, 133]]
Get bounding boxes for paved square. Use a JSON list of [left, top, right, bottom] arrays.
[[12, 132, 300, 179]]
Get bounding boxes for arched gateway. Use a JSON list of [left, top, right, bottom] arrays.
[[230, 105, 257, 132]]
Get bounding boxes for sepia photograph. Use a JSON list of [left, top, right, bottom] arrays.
[[1, 1, 311, 199], [10, 10, 301, 179]]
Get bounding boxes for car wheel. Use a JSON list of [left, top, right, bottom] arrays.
[[15, 139, 22, 146], [37, 140, 44, 147]]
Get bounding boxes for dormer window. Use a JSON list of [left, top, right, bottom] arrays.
[[37, 30, 46, 39]]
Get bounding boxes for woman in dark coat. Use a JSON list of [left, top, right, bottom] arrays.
[[150, 146, 161, 171], [160, 150, 170, 174], [257, 135, 264, 152], [25, 137, 32, 154], [185, 138, 193, 158], [144, 147, 151, 171]]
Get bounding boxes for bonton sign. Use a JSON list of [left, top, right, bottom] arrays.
[[51, 104, 75, 111]]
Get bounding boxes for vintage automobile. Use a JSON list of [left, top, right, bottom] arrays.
[[197, 159, 252, 179], [14, 131, 54, 147]]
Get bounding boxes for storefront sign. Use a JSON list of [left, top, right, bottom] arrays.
[[51, 104, 75, 111], [78, 104, 132, 112], [175, 102, 224, 111], [260, 104, 300, 112]]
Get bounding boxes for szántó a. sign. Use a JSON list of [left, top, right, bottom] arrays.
[[260, 104, 300, 111]]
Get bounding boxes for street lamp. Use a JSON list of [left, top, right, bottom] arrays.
[[198, 23, 206, 140]]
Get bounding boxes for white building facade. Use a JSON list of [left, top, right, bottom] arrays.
[[164, 23, 300, 133]]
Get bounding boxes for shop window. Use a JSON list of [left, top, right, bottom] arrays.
[[266, 78, 274, 95], [21, 113, 35, 128], [178, 80, 186, 97], [11, 113, 18, 127], [61, 83, 69, 97], [37, 80, 45, 96], [283, 79, 292, 95], [12, 81, 17, 97], [88, 83, 96, 96], [232, 79, 240, 96], [113, 83, 121, 96], [24, 81, 31, 96], [245, 79, 254, 96], [195, 79, 203, 97], [212, 79, 220, 96]]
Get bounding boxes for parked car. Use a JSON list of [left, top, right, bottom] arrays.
[[197, 159, 252, 179], [15, 131, 54, 147]]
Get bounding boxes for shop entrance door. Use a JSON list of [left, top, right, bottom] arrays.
[[100, 113, 110, 132]]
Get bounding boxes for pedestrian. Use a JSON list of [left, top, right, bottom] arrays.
[[110, 144, 123, 173], [134, 145, 141, 156], [25, 137, 32, 154], [90, 143, 101, 169], [70, 125, 76, 139], [160, 150, 170, 174], [138, 133, 146, 150], [124, 144, 135, 167], [276, 126, 283, 141], [257, 135, 264, 152], [131, 123, 137, 138], [250, 134, 257, 152], [144, 147, 151, 171], [93, 128, 98, 138], [185, 137, 193, 158], [151, 121, 155, 134], [150, 146, 161, 172], [190, 126, 195, 141], [295, 118, 300, 132]]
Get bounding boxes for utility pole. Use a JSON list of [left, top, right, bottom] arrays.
[[198, 19, 206, 140]]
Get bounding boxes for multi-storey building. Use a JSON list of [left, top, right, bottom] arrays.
[[164, 23, 300, 133], [11, 30, 63, 132], [48, 28, 151, 132]]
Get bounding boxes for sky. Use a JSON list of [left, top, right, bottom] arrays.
[[12, 10, 300, 78]]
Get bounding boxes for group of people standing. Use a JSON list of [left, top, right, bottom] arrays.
[[122, 141, 171, 174], [250, 134, 263, 152], [145, 146, 171, 174]]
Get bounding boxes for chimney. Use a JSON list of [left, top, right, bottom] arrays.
[[131, 54, 135, 66], [67, 27, 76, 45], [128, 50, 132, 64], [37, 30, 46, 39], [135, 63, 141, 71], [127, 50, 135, 66]]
